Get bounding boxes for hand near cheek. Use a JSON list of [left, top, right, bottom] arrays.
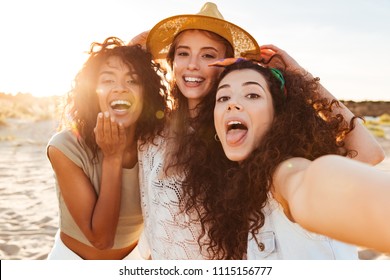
[[94, 112, 126, 158]]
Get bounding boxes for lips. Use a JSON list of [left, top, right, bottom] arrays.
[[225, 120, 248, 145]]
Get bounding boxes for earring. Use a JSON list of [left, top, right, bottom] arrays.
[[214, 134, 220, 142]]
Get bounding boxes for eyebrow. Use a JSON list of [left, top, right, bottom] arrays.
[[242, 81, 266, 92], [98, 70, 138, 77], [176, 45, 219, 52], [217, 81, 266, 92], [217, 84, 230, 91]]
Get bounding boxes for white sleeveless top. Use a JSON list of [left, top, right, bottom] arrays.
[[247, 197, 358, 259], [138, 135, 206, 259]]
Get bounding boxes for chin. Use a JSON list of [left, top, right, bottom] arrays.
[[117, 117, 135, 128], [225, 151, 247, 163]]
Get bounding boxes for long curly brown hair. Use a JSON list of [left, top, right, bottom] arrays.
[[182, 59, 358, 259], [60, 37, 169, 158]]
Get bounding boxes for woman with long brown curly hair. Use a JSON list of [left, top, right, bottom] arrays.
[[46, 37, 168, 259], [183, 55, 390, 259]]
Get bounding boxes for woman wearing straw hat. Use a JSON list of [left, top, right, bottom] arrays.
[[133, 2, 384, 259]]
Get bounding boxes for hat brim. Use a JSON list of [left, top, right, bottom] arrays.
[[146, 14, 260, 60]]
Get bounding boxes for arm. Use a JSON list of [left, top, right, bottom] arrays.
[[273, 155, 390, 253], [128, 30, 149, 49], [48, 112, 126, 249], [260, 44, 385, 165]]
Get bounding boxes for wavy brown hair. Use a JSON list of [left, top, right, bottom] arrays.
[[182, 59, 358, 259], [163, 30, 234, 174], [60, 37, 169, 158]]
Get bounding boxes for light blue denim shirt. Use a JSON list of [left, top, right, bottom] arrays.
[[247, 197, 358, 260]]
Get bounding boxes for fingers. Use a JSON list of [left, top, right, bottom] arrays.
[[260, 44, 290, 58], [259, 45, 277, 65], [103, 112, 113, 140], [94, 111, 122, 143], [260, 44, 287, 54], [128, 30, 150, 49], [94, 112, 126, 157], [259, 44, 301, 71], [260, 44, 279, 50], [118, 122, 126, 147], [94, 112, 104, 143]]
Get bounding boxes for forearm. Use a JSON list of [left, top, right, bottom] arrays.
[[292, 155, 390, 252], [312, 75, 384, 164], [261, 44, 384, 164], [90, 155, 123, 249]]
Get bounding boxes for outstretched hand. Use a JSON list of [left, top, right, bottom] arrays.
[[94, 112, 126, 158]]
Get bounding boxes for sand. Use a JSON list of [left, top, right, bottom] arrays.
[[0, 119, 59, 260], [0, 118, 389, 260]]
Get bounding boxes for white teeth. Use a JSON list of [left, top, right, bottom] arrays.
[[228, 121, 242, 125], [184, 77, 203, 83], [227, 120, 247, 131], [110, 100, 131, 107]]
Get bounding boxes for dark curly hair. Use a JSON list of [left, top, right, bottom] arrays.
[[182, 59, 358, 259], [60, 37, 169, 158]]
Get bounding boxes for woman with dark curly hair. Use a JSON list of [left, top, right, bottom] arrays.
[[183, 54, 390, 259], [46, 37, 168, 259]]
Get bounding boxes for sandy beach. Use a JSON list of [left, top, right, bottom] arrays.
[[1, 115, 390, 260], [0, 119, 59, 260]]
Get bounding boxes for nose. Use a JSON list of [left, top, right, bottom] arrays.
[[187, 56, 199, 70], [227, 100, 243, 111], [113, 81, 129, 93]]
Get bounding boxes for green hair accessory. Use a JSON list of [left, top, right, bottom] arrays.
[[270, 68, 287, 97]]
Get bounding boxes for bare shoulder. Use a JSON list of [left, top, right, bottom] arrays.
[[47, 145, 80, 173], [273, 157, 311, 184], [271, 158, 311, 220]]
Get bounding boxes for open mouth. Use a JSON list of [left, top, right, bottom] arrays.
[[226, 120, 248, 145], [227, 121, 247, 131], [110, 100, 132, 112]]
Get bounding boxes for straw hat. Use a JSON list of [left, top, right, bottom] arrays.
[[146, 2, 260, 60]]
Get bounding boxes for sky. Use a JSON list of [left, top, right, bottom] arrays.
[[0, 0, 389, 101]]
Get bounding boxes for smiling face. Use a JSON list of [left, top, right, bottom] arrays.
[[214, 69, 275, 162], [172, 30, 227, 110], [96, 55, 144, 128]]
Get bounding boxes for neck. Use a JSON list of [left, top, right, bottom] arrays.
[[124, 125, 136, 147], [187, 100, 201, 118], [122, 126, 138, 169]]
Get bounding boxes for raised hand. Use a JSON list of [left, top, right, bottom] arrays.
[[128, 30, 150, 49], [94, 111, 126, 158], [260, 44, 308, 75]]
